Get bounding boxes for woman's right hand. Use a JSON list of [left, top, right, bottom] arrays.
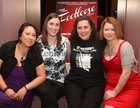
[[104, 90, 117, 100], [5, 88, 16, 99]]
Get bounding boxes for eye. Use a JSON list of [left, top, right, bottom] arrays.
[[32, 34, 36, 37], [49, 22, 54, 26], [56, 23, 60, 27], [25, 33, 30, 35], [84, 26, 88, 29], [104, 28, 108, 31], [77, 26, 82, 30]]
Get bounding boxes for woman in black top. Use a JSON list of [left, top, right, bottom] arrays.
[[64, 16, 106, 108], [0, 22, 46, 108]]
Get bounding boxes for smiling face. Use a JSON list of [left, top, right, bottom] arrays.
[[103, 22, 117, 41], [20, 26, 36, 48], [47, 18, 60, 37], [77, 20, 92, 41]]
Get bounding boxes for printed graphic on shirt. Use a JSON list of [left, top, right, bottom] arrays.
[[74, 46, 97, 72]]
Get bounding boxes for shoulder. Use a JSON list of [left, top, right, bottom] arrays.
[[0, 40, 17, 50], [37, 35, 42, 42], [94, 37, 106, 48], [1, 40, 17, 47], [61, 35, 69, 40], [120, 41, 134, 55], [61, 35, 69, 43], [121, 41, 133, 50], [0, 40, 17, 59]]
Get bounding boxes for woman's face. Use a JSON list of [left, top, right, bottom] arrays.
[[77, 20, 92, 40], [20, 26, 36, 47], [103, 22, 117, 41], [47, 18, 60, 37]]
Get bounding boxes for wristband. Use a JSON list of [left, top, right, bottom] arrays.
[[24, 86, 28, 92], [3, 87, 10, 93]]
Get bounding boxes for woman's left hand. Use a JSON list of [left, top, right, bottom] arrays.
[[15, 87, 27, 101]]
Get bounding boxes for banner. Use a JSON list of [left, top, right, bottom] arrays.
[[56, 1, 98, 38]]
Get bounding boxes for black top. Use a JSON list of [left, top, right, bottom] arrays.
[[0, 40, 43, 81], [65, 36, 106, 89]]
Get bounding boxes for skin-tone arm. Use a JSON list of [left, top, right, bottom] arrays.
[[16, 63, 46, 101], [0, 59, 17, 99], [104, 67, 131, 100]]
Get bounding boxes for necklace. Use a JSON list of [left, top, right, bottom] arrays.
[[17, 44, 28, 63], [105, 40, 120, 60], [105, 44, 117, 60]]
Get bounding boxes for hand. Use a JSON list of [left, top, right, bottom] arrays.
[[15, 87, 27, 102], [5, 88, 16, 99], [104, 89, 117, 100]]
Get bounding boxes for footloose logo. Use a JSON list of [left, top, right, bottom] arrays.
[[59, 5, 96, 22]]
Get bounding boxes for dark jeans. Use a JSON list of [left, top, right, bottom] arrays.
[[35, 80, 64, 108], [65, 83, 105, 108]]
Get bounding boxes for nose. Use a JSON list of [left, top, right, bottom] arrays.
[[52, 25, 57, 29], [81, 28, 85, 33], [107, 30, 112, 33]]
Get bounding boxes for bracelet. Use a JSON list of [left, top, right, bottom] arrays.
[[24, 86, 28, 92], [3, 87, 10, 93]]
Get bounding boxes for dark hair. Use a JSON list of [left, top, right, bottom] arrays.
[[97, 15, 104, 31], [41, 12, 62, 47], [99, 17, 123, 40], [18, 22, 38, 43], [70, 15, 97, 41]]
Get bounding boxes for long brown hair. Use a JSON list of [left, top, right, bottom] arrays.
[[41, 13, 62, 46]]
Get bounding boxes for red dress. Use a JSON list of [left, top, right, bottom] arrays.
[[103, 41, 140, 108]]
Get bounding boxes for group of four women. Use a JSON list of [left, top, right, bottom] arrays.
[[0, 12, 140, 108]]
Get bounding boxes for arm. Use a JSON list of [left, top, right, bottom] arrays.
[[16, 45, 46, 101], [24, 63, 46, 90], [16, 63, 46, 101], [114, 67, 131, 94], [104, 42, 135, 100], [115, 42, 136, 94], [104, 67, 131, 100], [0, 59, 17, 99], [0, 60, 8, 90]]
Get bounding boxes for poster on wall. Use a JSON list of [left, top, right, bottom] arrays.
[[56, 1, 98, 38]]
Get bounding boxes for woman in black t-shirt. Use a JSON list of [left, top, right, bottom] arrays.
[[64, 16, 106, 108]]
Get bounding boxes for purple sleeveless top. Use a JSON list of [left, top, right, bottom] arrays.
[[0, 66, 34, 108]]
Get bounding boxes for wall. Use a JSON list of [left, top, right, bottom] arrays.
[[0, 0, 3, 43], [0, 0, 40, 45], [118, 0, 140, 71], [26, 0, 40, 32], [0, 0, 26, 45]]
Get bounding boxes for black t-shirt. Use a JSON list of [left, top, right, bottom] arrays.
[[65, 36, 106, 88]]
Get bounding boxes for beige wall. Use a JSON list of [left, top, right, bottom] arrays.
[[0, 0, 26, 45], [118, 0, 140, 71], [0, 0, 40, 45], [26, 0, 40, 32]]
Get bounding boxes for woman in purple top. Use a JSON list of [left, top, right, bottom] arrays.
[[0, 22, 46, 108]]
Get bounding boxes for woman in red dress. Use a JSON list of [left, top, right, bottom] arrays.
[[99, 17, 140, 108]]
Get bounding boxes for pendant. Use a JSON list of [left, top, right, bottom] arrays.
[[20, 57, 24, 65]]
